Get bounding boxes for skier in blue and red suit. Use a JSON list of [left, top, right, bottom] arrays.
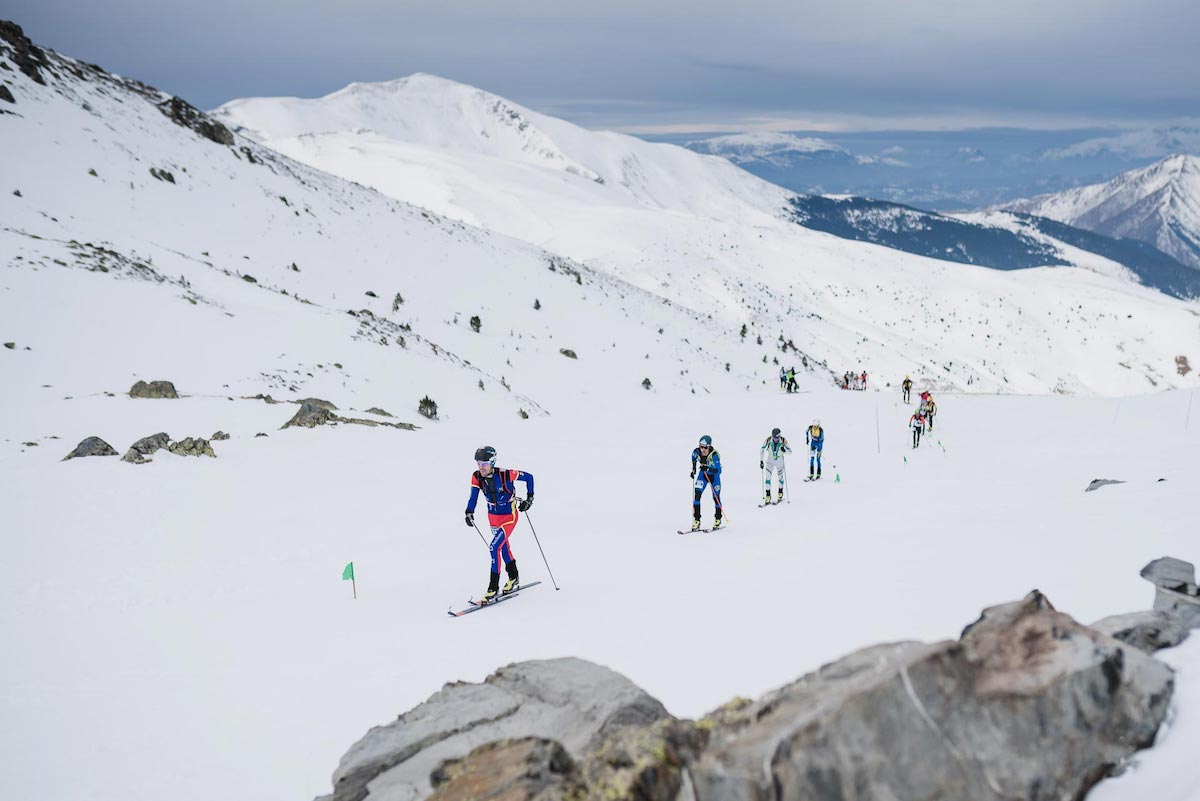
[[465, 445, 534, 605]]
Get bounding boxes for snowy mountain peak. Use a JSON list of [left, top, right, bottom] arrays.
[[214, 73, 603, 182], [1000, 154, 1200, 270]]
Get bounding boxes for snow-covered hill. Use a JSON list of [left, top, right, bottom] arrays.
[[1001, 154, 1200, 272], [683, 131, 894, 167], [215, 76, 1200, 395], [3, 21, 1200, 801]]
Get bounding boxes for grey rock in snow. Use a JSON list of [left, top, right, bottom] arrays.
[[282, 402, 336, 429], [62, 436, 118, 460], [121, 432, 170, 464], [1091, 610, 1190, 654], [365, 407, 393, 417], [1085, 478, 1126, 492], [293, 397, 338, 411], [129, 380, 178, 399], [211, 431, 230, 440], [1142, 556, 1200, 628], [167, 437, 216, 458], [689, 590, 1173, 801], [326, 657, 669, 801]]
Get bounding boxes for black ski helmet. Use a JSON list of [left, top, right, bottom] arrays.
[[771, 428, 781, 437], [474, 445, 497, 464]]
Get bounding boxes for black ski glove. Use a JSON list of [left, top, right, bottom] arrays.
[[465, 512, 474, 527], [518, 495, 533, 512], [759, 460, 764, 469], [690, 469, 696, 479]]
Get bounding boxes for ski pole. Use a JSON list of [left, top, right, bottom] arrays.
[[471, 521, 489, 548], [522, 511, 560, 590], [783, 460, 790, 504]]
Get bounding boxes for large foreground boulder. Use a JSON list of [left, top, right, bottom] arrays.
[[326, 658, 670, 801], [690, 591, 1173, 801]]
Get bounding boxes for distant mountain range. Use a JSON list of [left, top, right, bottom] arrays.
[[674, 127, 1200, 211], [999, 154, 1200, 272]]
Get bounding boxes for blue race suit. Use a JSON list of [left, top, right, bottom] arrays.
[[466, 468, 534, 573], [806, 425, 824, 476], [691, 447, 723, 520]]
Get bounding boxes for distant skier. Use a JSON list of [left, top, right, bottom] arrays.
[[779, 366, 787, 390], [909, 408, 926, 448], [464, 446, 534, 605], [690, 435, 723, 530], [805, 419, 824, 480], [861, 371, 868, 390], [924, 395, 937, 431], [902, 375, 913, 403], [786, 367, 798, 393], [760, 427, 791, 504]]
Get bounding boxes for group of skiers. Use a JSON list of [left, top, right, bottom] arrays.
[[778, 366, 799, 393], [461, 375, 938, 602], [841, 370, 868, 390], [905, 379, 938, 448], [686, 422, 826, 530]]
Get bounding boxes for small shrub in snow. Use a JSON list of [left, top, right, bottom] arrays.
[[534, 298, 541, 310], [518, 409, 529, 419], [470, 315, 481, 333], [417, 396, 438, 420], [392, 292, 404, 311], [642, 377, 652, 390]]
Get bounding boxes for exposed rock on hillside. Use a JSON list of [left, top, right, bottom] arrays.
[[168, 437, 216, 457], [129, 380, 178, 399], [121, 432, 170, 464], [282, 402, 417, 431], [62, 436, 117, 460]]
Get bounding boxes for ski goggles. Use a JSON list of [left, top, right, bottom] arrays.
[[476, 460, 494, 468]]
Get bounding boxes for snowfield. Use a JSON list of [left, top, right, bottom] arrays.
[[1, 24, 1199, 801]]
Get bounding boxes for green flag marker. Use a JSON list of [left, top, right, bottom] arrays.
[[343, 561, 356, 598]]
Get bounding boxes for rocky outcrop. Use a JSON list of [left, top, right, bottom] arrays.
[[320, 586, 1181, 801], [1091, 610, 1190, 654], [1086, 478, 1125, 492], [327, 658, 669, 801], [428, 738, 574, 801], [365, 407, 393, 417], [62, 436, 118, 460], [121, 432, 170, 464], [168, 437, 216, 458], [294, 397, 338, 411], [1142, 556, 1200, 628], [689, 590, 1172, 801], [211, 431, 230, 441], [129, 380, 178, 399], [282, 402, 417, 431]]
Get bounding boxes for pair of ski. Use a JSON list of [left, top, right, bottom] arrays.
[[678, 523, 729, 535], [448, 580, 543, 617]]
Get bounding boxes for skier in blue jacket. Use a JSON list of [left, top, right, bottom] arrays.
[[805, 420, 825, 480], [690, 435, 723, 530]]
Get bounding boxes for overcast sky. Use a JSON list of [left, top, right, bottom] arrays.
[[7, 0, 1199, 132]]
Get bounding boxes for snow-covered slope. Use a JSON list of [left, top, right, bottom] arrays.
[[215, 76, 1200, 395], [3, 23, 1199, 801], [1001, 154, 1200, 271], [0, 25, 782, 421]]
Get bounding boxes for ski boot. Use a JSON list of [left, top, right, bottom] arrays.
[[776, 488, 784, 504], [712, 517, 723, 530], [764, 490, 772, 505], [479, 572, 501, 606], [815, 470, 822, 481], [691, 518, 702, 531], [502, 561, 520, 596]]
